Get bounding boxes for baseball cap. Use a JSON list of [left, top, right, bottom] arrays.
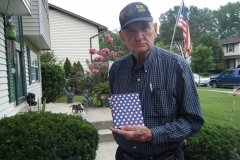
[[119, 2, 153, 31]]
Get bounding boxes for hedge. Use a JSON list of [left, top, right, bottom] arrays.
[[185, 123, 240, 160], [0, 112, 99, 160]]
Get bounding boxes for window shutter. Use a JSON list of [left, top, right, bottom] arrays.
[[6, 40, 16, 102], [27, 47, 32, 84], [37, 54, 41, 82]]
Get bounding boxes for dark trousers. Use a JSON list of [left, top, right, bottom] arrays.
[[115, 146, 184, 160]]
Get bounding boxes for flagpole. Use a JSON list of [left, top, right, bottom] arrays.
[[170, 0, 184, 51]]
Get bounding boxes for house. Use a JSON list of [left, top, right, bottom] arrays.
[[218, 37, 240, 69], [48, 3, 107, 71], [0, 0, 51, 119]]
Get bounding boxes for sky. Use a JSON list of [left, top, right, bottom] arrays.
[[48, 0, 239, 31]]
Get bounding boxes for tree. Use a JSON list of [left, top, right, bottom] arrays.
[[213, 2, 240, 38], [189, 6, 216, 44], [69, 61, 84, 94], [63, 58, 72, 79], [190, 45, 214, 73], [196, 33, 224, 66], [41, 63, 65, 102], [159, 6, 180, 47], [158, 5, 215, 50], [72, 61, 84, 77], [40, 50, 57, 64]]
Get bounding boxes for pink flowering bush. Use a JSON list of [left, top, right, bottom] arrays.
[[86, 32, 123, 106], [87, 33, 121, 81]]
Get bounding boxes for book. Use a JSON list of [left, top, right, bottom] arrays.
[[111, 93, 144, 128]]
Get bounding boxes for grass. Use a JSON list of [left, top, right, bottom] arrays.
[[197, 87, 240, 129], [55, 95, 84, 103]]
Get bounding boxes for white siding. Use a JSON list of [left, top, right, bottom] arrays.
[[22, 0, 51, 49], [39, 0, 51, 48], [0, 14, 43, 119], [49, 9, 100, 71], [0, 14, 15, 118], [22, 0, 41, 34]]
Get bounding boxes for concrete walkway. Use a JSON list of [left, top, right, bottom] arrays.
[[45, 103, 117, 160]]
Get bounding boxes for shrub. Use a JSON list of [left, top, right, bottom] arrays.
[[184, 123, 240, 160], [63, 58, 72, 79], [0, 112, 99, 160], [41, 63, 66, 102]]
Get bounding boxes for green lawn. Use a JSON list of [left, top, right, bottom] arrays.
[[198, 87, 240, 129], [56, 95, 84, 103]]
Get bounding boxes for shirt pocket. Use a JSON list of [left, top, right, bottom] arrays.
[[150, 89, 177, 124]]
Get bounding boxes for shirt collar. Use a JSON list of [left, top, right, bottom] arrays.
[[130, 46, 156, 72]]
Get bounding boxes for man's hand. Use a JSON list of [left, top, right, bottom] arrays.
[[109, 125, 152, 142]]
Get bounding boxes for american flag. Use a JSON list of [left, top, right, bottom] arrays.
[[111, 93, 144, 129], [177, 1, 192, 58]]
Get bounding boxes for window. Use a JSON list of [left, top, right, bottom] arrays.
[[222, 70, 234, 77], [27, 48, 40, 83], [226, 44, 234, 53]]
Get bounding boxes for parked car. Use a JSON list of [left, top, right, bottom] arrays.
[[209, 68, 240, 88], [193, 73, 210, 87]]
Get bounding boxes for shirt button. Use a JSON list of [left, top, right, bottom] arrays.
[[133, 146, 137, 149], [137, 78, 141, 81]]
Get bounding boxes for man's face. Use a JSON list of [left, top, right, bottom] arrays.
[[120, 21, 157, 55]]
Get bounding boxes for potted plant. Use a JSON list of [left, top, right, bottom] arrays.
[[92, 81, 110, 107]]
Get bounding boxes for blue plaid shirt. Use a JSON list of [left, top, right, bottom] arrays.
[[109, 46, 204, 155]]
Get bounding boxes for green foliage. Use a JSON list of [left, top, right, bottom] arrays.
[[185, 123, 240, 160], [189, 6, 216, 43], [92, 81, 110, 106], [190, 44, 214, 72], [92, 81, 109, 95], [158, 2, 240, 49], [155, 41, 168, 49], [72, 61, 84, 76], [213, 2, 240, 38], [68, 61, 85, 94], [0, 112, 99, 160], [63, 58, 72, 78], [40, 50, 57, 64], [159, 6, 181, 46], [196, 33, 224, 65], [41, 63, 66, 102]]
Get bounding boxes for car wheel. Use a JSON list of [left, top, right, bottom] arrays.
[[211, 81, 218, 88]]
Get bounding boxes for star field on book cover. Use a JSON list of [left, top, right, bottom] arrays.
[[111, 93, 144, 128]]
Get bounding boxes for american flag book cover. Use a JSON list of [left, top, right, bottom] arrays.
[[111, 93, 144, 128]]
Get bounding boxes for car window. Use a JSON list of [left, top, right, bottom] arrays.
[[193, 74, 199, 79], [222, 70, 233, 76]]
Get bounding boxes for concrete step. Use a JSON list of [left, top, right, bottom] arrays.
[[92, 120, 113, 130], [98, 129, 114, 143], [91, 120, 114, 143]]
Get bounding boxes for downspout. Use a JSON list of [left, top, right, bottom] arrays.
[[89, 29, 106, 62]]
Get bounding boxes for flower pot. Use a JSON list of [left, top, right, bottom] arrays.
[[100, 94, 109, 107]]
